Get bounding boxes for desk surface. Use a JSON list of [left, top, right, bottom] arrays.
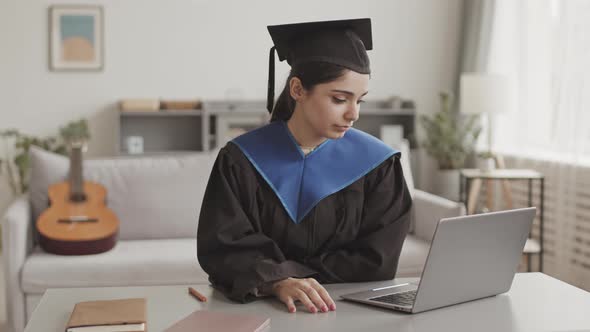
[[25, 273, 590, 332]]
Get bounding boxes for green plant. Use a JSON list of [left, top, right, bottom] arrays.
[[0, 119, 90, 194], [60, 119, 90, 143], [419, 92, 482, 170], [477, 151, 495, 159]]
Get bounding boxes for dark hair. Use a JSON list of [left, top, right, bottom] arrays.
[[270, 61, 347, 122]]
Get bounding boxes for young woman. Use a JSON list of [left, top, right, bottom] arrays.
[[197, 18, 412, 314]]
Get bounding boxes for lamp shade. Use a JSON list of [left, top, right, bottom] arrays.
[[460, 73, 513, 115]]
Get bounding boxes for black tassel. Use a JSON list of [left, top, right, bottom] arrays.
[[267, 46, 276, 113]]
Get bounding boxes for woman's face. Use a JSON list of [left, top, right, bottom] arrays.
[[293, 69, 369, 140]]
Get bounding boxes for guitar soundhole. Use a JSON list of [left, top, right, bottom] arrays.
[[70, 192, 87, 202]]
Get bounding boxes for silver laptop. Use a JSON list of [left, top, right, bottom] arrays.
[[341, 207, 536, 314]]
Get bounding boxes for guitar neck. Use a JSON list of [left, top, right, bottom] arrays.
[[69, 146, 86, 202]]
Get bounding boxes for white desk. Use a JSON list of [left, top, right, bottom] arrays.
[[25, 273, 590, 332]]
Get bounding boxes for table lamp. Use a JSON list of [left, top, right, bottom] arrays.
[[460, 73, 513, 159], [460, 73, 515, 214]]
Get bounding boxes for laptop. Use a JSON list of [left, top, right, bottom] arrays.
[[341, 207, 536, 314]]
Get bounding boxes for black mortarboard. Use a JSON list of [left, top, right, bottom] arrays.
[[266, 18, 373, 112]]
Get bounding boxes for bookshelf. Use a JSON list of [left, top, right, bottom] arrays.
[[117, 100, 416, 155]]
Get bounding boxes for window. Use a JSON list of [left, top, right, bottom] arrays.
[[487, 0, 590, 165]]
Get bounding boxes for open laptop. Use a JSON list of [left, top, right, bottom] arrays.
[[341, 207, 536, 314]]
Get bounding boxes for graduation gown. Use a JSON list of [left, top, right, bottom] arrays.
[[196, 122, 413, 303]]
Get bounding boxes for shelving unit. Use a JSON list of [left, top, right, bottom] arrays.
[[117, 110, 209, 155], [116, 100, 417, 155]]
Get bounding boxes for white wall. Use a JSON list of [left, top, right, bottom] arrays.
[[0, 0, 464, 213]]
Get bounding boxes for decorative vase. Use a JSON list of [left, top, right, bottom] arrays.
[[435, 169, 460, 201], [477, 157, 495, 172]]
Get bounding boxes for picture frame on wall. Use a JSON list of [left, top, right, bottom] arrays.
[[49, 5, 104, 71]]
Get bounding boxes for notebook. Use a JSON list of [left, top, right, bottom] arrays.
[[164, 310, 270, 332], [65, 298, 147, 332]]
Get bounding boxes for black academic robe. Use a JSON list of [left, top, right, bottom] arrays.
[[196, 142, 412, 303]]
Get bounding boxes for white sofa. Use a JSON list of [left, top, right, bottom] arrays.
[[1, 143, 464, 332]]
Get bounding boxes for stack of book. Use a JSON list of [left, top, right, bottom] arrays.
[[119, 99, 160, 112], [160, 99, 202, 110], [119, 99, 203, 112]]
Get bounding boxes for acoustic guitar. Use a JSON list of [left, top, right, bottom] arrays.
[[36, 140, 119, 255]]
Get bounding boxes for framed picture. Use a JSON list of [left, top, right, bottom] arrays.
[[49, 5, 104, 71]]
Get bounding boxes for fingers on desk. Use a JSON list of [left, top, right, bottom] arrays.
[[309, 278, 336, 311], [276, 277, 336, 314], [292, 290, 317, 313], [284, 296, 296, 313], [304, 287, 327, 312]]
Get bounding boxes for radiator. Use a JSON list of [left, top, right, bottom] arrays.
[[478, 155, 590, 291]]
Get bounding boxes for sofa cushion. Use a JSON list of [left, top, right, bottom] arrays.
[[21, 238, 209, 294], [395, 235, 430, 277], [29, 146, 217, 240], [395, 139, 415, 199], [21, 237, 427, 294]]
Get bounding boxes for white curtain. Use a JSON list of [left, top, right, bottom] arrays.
[[488, 0, 590, 163], [487, 0, 590, 290], [458, 0, 496, 74]]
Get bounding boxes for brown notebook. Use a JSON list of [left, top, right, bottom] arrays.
[[65, 298, 147, 332], [164, 310, 270, 332]]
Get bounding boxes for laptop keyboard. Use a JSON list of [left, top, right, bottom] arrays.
[[369, 290, 417, 306]]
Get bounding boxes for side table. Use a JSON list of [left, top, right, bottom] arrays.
[[459, 169, 545, 272]]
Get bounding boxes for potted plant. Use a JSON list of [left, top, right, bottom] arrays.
[[419, 92, 481, 201], [0, 119, 89, 195], [476, 151, 496, 172]]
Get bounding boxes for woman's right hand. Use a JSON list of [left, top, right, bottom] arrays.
[[271, 277, 336, 313]]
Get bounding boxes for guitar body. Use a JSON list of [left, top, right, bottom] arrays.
[[37, 181, 119, 255]]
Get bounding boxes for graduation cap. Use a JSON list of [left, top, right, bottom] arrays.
[[266, 18, 373, 112]]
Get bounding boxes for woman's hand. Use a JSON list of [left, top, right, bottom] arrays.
[[271, 277, 336, 313]]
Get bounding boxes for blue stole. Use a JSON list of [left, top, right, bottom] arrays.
[[231, 121, 398, 224]]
